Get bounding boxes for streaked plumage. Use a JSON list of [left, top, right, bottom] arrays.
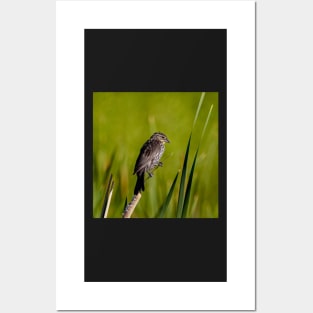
[[133, 132, 170, 195]]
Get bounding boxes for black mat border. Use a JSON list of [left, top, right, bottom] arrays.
[[84, 29, 227, 282]]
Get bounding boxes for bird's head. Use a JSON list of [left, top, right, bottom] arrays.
[[151, 132, 170, 143]]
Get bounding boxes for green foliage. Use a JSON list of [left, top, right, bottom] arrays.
[[176, 135, 191, 218], [181, 148, 199, 218], [93, 92, 218, 218], [157, 172, 179, 218]]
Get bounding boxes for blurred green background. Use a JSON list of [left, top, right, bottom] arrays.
[[93, 92, 218, 218]]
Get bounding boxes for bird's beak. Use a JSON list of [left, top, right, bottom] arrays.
[[166, 138, 170, 143]]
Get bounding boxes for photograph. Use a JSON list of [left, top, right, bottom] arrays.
[[93, 91, 219, 218]]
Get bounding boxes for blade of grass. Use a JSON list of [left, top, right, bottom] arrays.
[[182, 149, 199, 218], [176, 135, 191, 217], [101, 174, 114, 218], [157, 172, 179, 218], [192, 92, 206, 129], [178, 103, 213, 218], [181, 104, 214, 218], [123, 196, 128, 212], [200, 104, 214, 143]]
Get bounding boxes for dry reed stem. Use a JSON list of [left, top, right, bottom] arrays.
[[103, 188, 113, 218], [122, 193, 142, 218]]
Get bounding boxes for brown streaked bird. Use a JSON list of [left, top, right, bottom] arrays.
[[133, 132, 170, 195]]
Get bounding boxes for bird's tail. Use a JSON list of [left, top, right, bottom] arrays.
[[134, 173, 145, 195]]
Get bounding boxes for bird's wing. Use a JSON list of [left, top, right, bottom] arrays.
[[133, 141, 161, 175]]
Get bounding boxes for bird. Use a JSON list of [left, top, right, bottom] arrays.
[[133, 132, 170, 195]]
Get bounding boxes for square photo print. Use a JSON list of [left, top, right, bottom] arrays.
[[93, 92, 218, 218]]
